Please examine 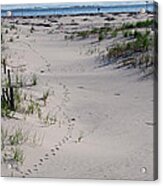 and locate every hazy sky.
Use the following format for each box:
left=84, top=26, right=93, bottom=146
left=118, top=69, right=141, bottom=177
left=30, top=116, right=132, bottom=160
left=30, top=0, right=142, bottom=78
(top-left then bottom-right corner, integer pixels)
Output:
left=1, top=0, right=152, bottom=5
